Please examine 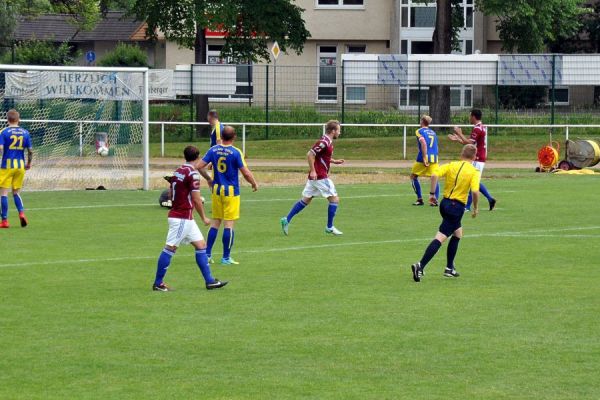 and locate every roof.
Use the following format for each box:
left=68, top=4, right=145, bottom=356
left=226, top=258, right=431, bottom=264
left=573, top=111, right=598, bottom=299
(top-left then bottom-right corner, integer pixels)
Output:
left=15, top=12, right=149, bottom=43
